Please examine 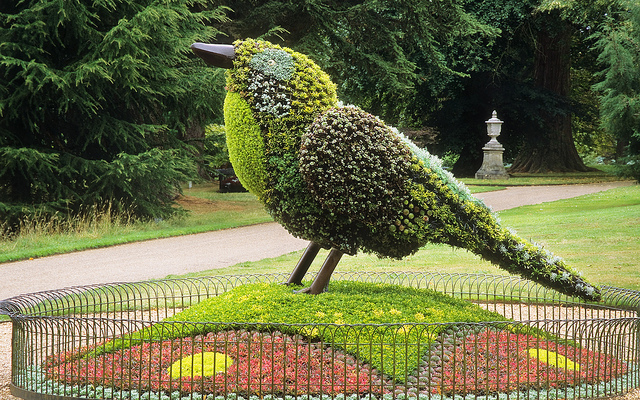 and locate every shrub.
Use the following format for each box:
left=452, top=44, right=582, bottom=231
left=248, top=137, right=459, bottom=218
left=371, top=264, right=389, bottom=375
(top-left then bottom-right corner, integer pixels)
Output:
left=200, top=125, right=231, bottom=175
left=613, top=155, right=640, bottom=183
